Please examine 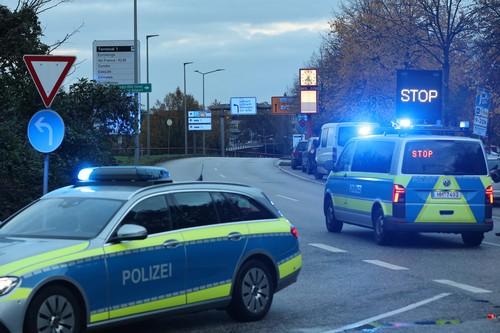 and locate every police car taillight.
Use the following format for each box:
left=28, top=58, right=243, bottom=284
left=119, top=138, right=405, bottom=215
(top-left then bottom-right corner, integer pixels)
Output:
left=291, top=226, right=299, bottom=239
left=486, top=185, right=494, bottom=205
left=392, top=184, right=406, bottom=203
